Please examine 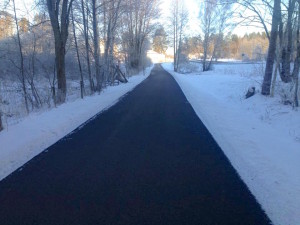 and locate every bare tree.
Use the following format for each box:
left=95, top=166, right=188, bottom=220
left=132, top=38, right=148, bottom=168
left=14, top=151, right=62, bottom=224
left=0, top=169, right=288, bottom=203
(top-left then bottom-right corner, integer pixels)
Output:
left=201, top=0, right=215, bottom=71
left=81, top=0, right=94, bottom=93
left=12, top=0, right=29, bottom=113
left=71, top=6, right=85, bottom=99
left=200, top=0, right=234, bottom=71
left=292, top=1, right=300, bottom=107
left=170, top=0, right=188, bottom=72
left=103, top=0, right=122, bottom=83
left=122, top=0, right=159, bottom=72
left=91, top=0, right=102, bottom=92
left=238, top=0, right=299, bottom=85
left=170, top=0, right=178, bottom=71
left=236, top=0, right=272, bottom=40
left=26, top=32, right=43, bottom=109
left=46, top=0, right=74, bottom=103
left=0, top=2, right=13, bottom=131
left=262, top=0, right=281, bottom=95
